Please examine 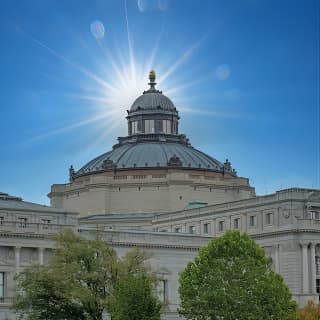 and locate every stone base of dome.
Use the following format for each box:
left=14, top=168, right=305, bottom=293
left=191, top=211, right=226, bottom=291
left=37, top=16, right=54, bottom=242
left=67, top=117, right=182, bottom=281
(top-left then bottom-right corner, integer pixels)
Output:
left=49, top=168, right=255, bottom=217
